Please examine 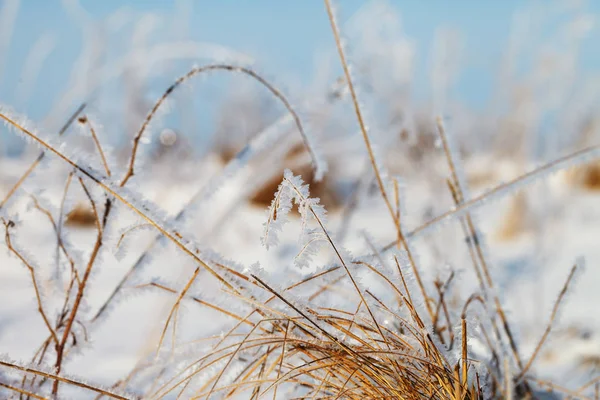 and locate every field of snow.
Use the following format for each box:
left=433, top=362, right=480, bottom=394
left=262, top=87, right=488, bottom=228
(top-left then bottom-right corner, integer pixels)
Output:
left=1, top=139, right=600, bottom=398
